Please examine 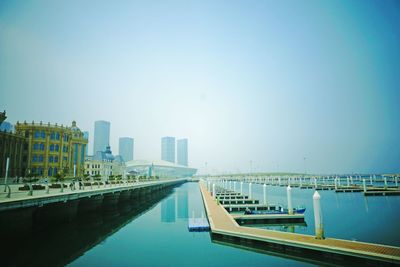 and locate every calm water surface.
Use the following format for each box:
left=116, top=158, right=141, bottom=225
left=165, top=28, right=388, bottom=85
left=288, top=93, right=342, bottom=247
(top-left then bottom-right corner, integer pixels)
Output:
left=241, top=182, right=400, bottom=246
left=68, top=182, right=312, bottom=267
